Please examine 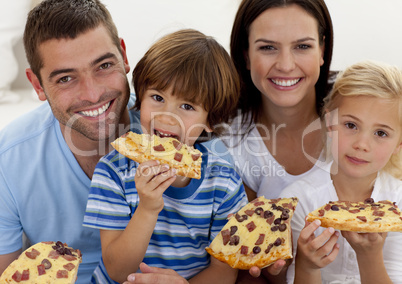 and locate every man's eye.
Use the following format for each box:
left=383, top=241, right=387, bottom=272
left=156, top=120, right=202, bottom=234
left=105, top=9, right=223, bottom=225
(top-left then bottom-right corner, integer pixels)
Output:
left=99, top=62, right=111, bottom=70
left=57, top=76, right=71, bottom=84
